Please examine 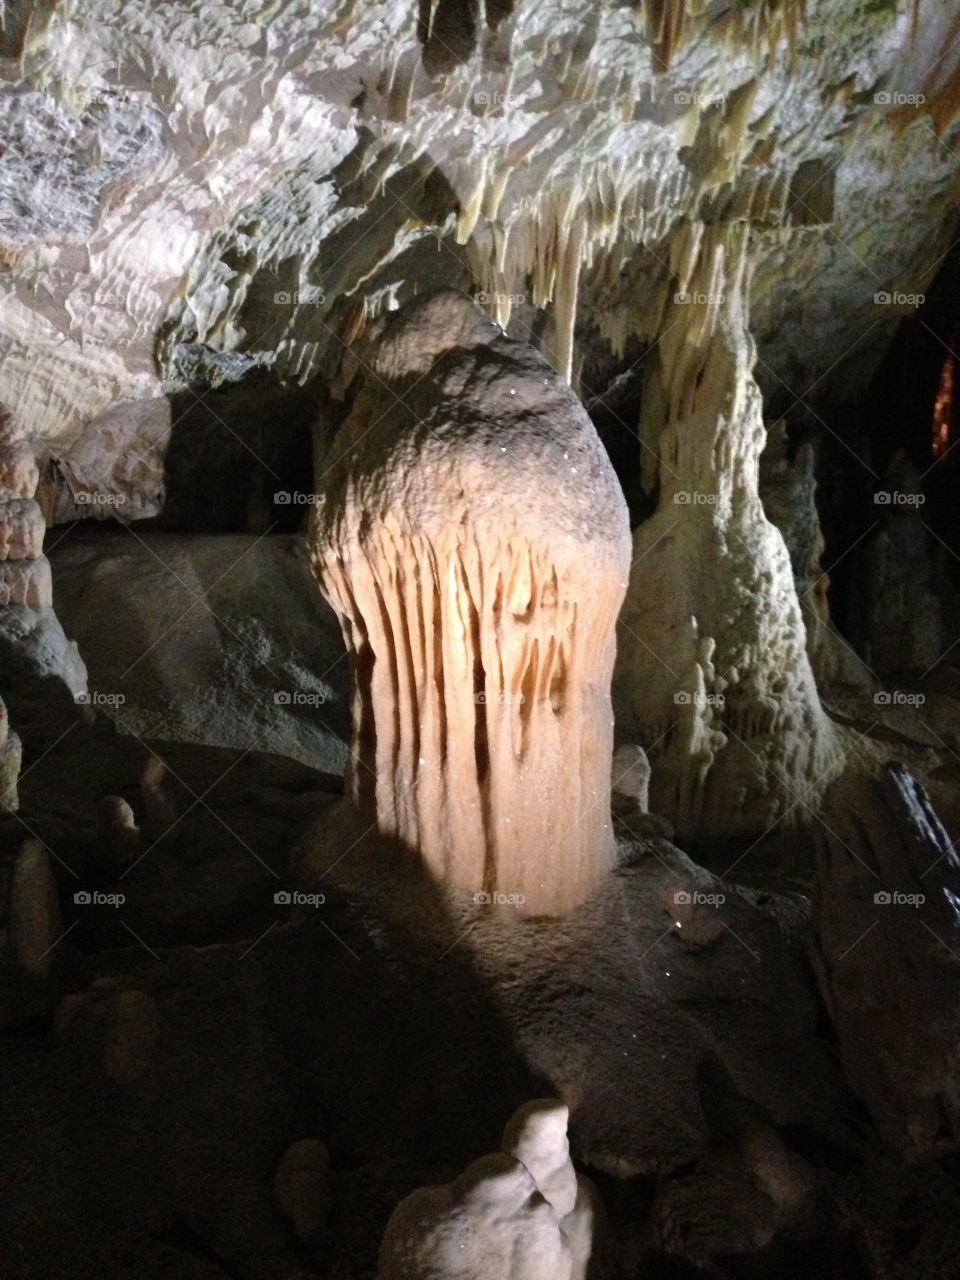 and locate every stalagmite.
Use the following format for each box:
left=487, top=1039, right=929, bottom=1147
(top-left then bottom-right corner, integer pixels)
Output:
left=378, top=1098, right=597, bottom=1280
left=0, top=411, right=52, bottom=609
left=0, top=696, right=22, bottom=813
left=311, top=290, right=631, bottom=916
left=615, top=224, right=839, bottom=838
